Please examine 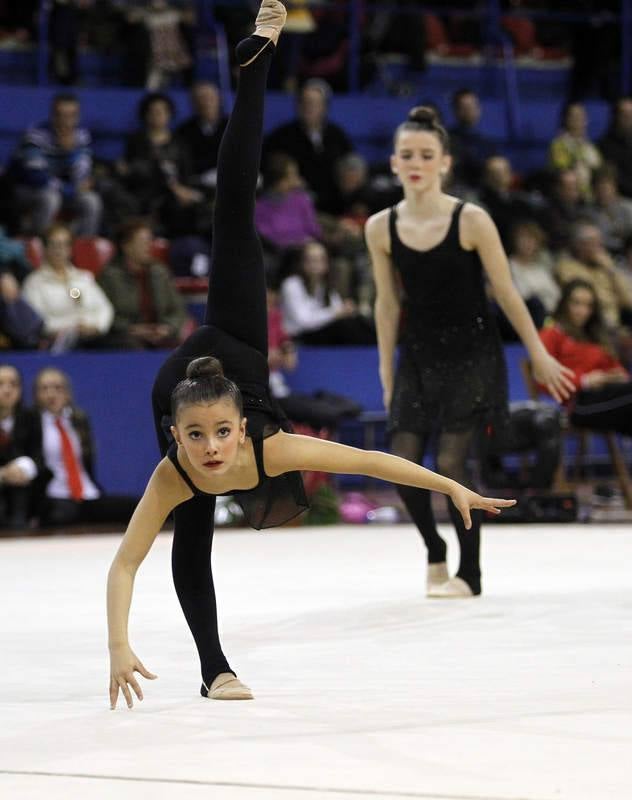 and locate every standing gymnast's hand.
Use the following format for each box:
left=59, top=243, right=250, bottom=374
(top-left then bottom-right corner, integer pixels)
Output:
left=530, top=350, right=576, bottom=403
left=109, top=643, right=157, bottom=709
